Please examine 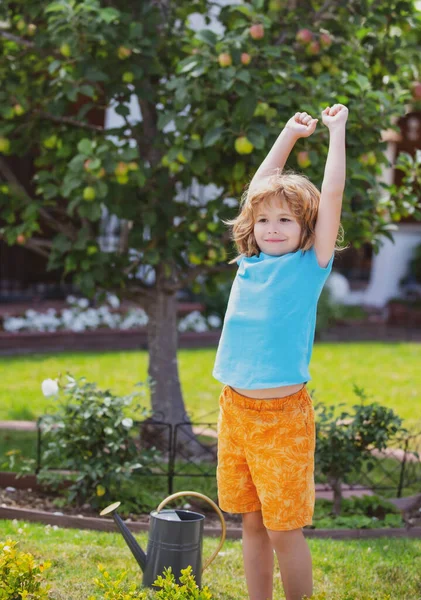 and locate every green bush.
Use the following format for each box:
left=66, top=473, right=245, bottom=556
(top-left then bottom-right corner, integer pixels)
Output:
left=37, top=374, right=155, bottom=507
left=0, top=539, right=51, bottom=600
left=90, top=565, right=213, bottom=600
left=311, top=495, right=403, bottom=529
left=314, top=385, right=406, bottom=515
